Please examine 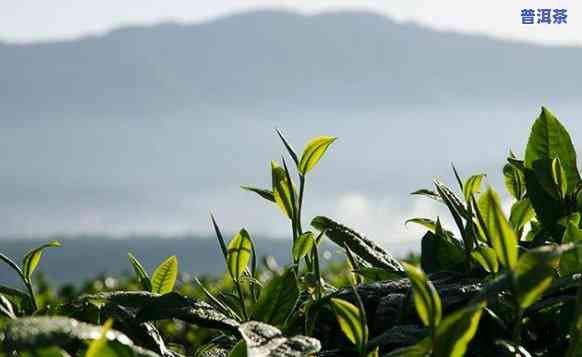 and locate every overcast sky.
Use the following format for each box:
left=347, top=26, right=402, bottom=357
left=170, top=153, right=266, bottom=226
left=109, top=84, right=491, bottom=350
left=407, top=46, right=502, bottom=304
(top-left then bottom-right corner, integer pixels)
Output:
left=0, top=0, right=580, bottom=45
